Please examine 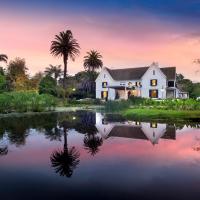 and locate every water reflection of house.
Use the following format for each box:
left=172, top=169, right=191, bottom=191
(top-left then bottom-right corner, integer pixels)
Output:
left=96, top=113, right=176, bottom=145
